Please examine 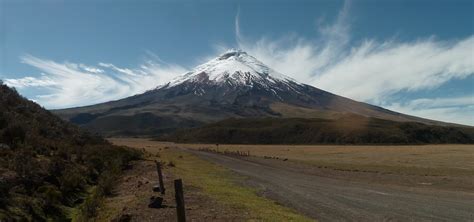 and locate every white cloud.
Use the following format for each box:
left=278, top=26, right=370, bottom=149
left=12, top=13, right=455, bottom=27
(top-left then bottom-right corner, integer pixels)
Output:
left=237, top=20, right=474, bottom=103
left=4, top=76, right=57, bottom=88
left=79, top=64, right=104, bottom=73
left=235, top=0, right=352, bottom=82
left=4, top=0, right=473, bottom=126
left=314, top=38, right=474, bottom=103
left=98, top=63, right=137, bottom=76
left=4, top=55, right=186, bottom=109
left=234, top=0, right=474, bottom=125
left=386, top=96, right=474, bottom=125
